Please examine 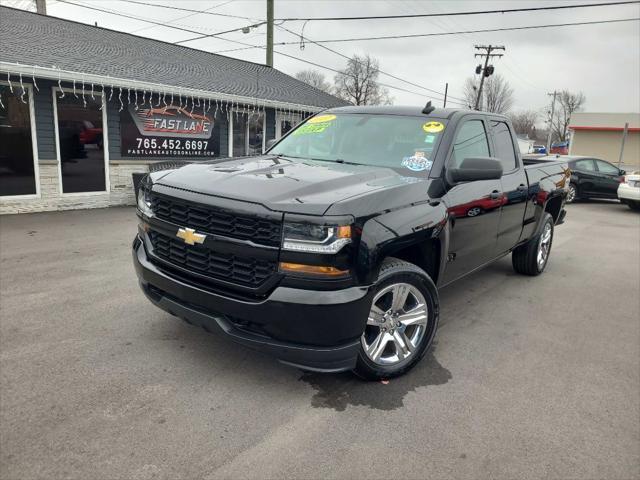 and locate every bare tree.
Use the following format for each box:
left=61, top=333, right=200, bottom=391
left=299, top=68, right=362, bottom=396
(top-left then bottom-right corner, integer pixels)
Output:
left=295, top=70, right=333, bottom=94
left=463, top=74, right=514, bottom=113
left=462, top=77, right=479, bottom=109
left=510, top=110, right=539, bottom=136
left=334, top=54, right=392, bottom=105
left=550, top=90, right=586, bottom=142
